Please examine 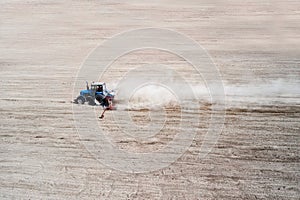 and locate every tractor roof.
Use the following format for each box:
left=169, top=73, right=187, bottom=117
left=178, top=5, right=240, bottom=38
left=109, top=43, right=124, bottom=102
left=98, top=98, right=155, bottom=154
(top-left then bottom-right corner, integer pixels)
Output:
left=91, top=82, right=105, bottom=86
